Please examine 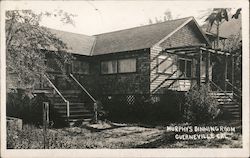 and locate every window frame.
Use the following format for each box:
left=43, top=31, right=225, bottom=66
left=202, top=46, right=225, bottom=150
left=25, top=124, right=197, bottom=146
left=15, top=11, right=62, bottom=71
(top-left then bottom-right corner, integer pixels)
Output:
left=178, top=57, right=192, bottom=78
left=71, top=60, right=90, bottom=75
left=100, top=57, right=137, bottom=75
left=100, top=60, right=118, bottom=74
